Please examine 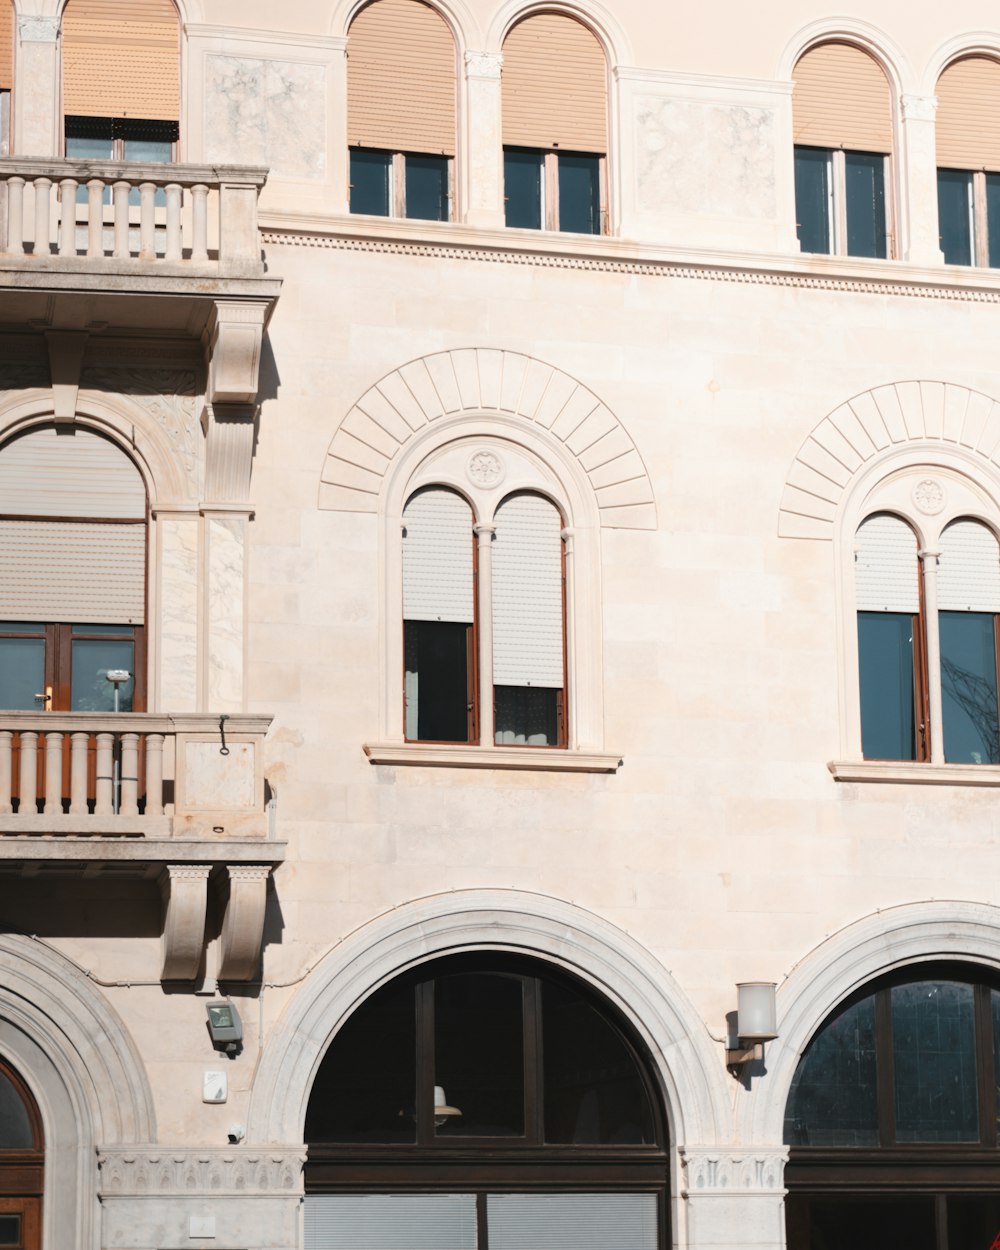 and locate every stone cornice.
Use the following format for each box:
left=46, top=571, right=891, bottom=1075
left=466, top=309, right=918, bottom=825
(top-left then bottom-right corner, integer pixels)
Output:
left=97, top=1147, right=306, bottom=1197
left=260, top=223, right=1000, bottom=304
left=680, top=1147, right=788, bottom=1195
